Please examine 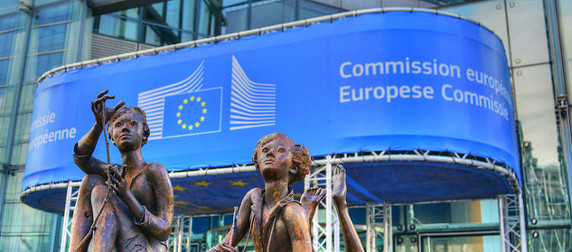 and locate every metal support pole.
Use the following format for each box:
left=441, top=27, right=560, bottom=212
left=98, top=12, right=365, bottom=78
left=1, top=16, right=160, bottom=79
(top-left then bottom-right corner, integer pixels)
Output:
left=498, top=194, right=526, bottom=252
left=304, top=155, right=339, bottom=251
left=384, top=204, right=392, bottom=252
left=518, top=193, right=528, bottom=252
left=366, top=203, right=388, bottom=252
left=60, top=181, right=79, bottom=252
